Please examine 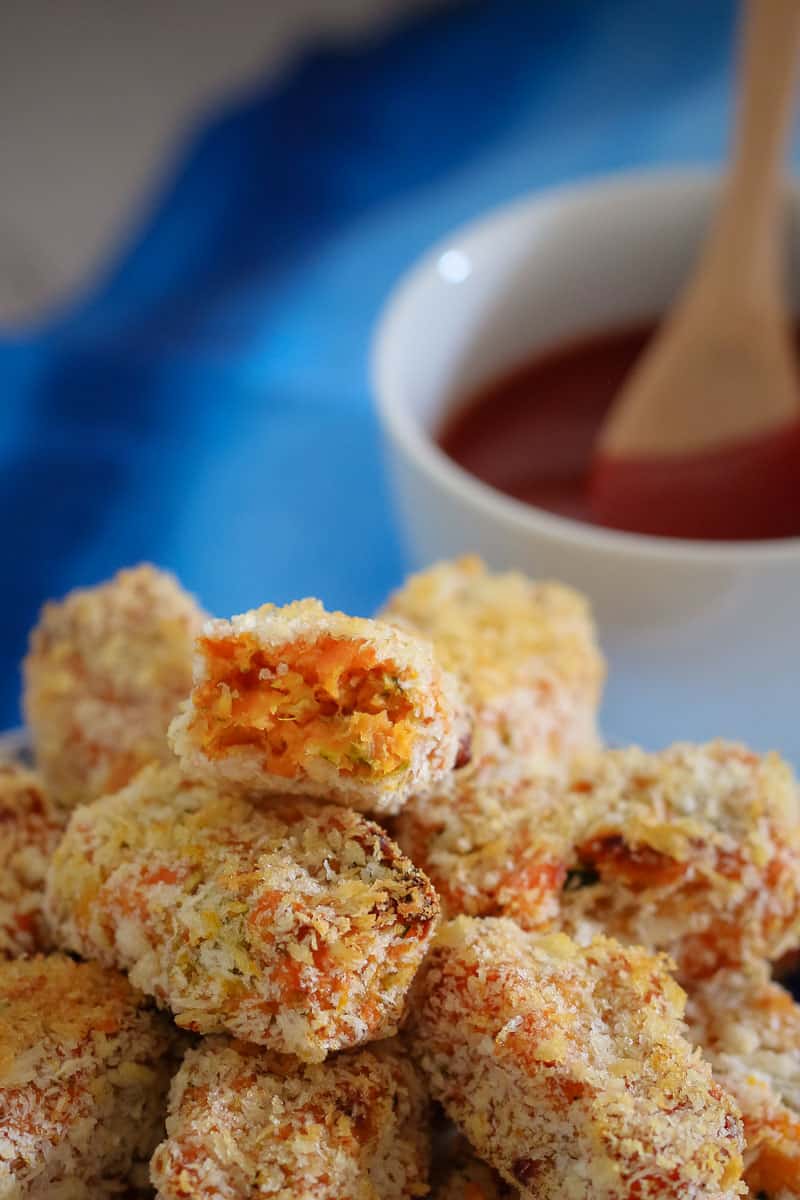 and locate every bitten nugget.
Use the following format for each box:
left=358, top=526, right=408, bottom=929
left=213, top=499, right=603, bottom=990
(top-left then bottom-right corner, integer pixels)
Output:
left=381, top=557, right=604, bottom=776
left=46, top=763, right=439, bottom=1060
left=24, top=564, right=204, bottom=808
left=0, top=954, right=176, bottom=1198
left=394, top=768, right=567, bottom=927
left=150, top=1036, right=430, bottom=1199
left=686, top=965, right=800, bottom=1198
left=559, top=741, right=800, bottom=980
left=168, top=599, right=464, bottom=815
left=0, top=762, right=64, bottom=958
left=411, top=917, right=744, bottom=1200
